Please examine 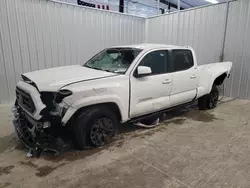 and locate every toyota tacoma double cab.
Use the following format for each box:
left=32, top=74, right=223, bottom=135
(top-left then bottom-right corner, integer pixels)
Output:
left=13, top=44, right=232, bottom=154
